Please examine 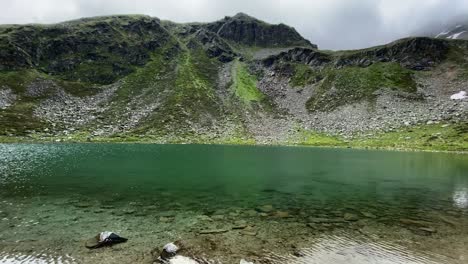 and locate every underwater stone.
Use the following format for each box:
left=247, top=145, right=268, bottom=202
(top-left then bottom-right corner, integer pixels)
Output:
left=274, top=211, right=290, bottom=218
left=85, top=231, right=128, bottom=249
left=419, top=227, right=437, bottom=233
left=199, top=228, right=230, bottom=234
left=400, top=218, right=432, bottom=227
left=344, top=213, right=359, bottom=221
left=361, top=212, right=377, bottom=219
left=257, top=205, right=274, bottom=213
left=232, top=220, right=248, bottom=229
left=160, top=242, right=180, bottom=260
left=308, top=217, right=346, bottom=223
left=244, top=210, right=258, bottom=217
